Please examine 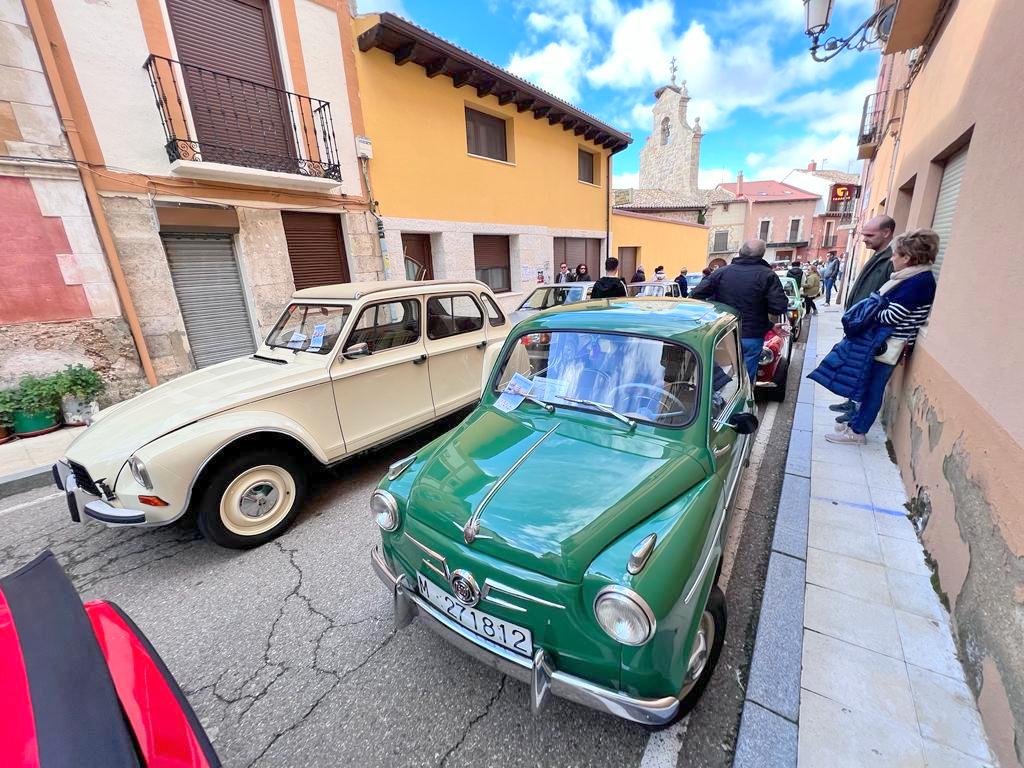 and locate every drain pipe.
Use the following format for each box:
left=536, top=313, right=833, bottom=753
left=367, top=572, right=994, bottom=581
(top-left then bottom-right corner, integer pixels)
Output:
left=23, top=0, right=157, bottom=387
